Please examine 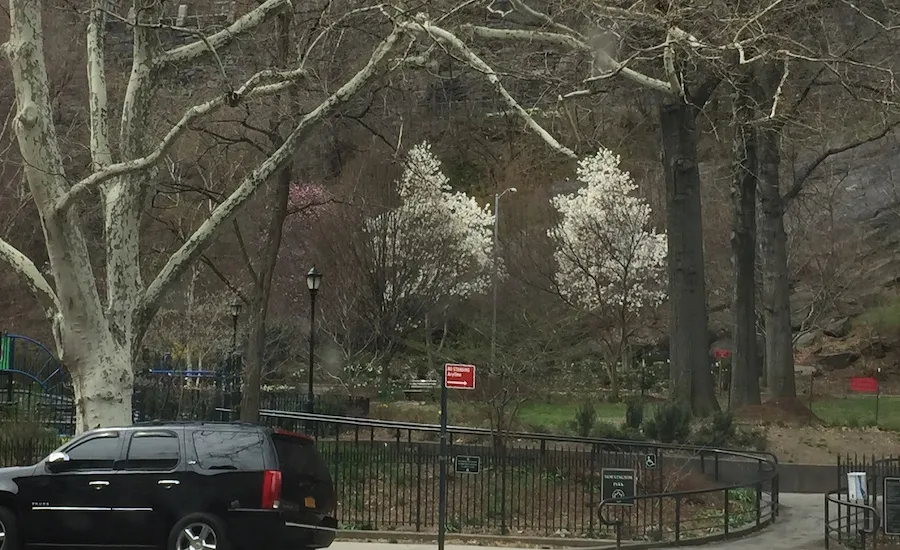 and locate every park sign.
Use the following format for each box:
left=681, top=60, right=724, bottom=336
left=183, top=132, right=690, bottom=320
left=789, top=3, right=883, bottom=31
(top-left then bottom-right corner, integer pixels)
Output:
left=444, top=363, right=476, bottom=390
left=850, top=376, right=878, bottom=394
left=601, top=468, right=637, bottom=506
left=884, top=477, right=900, bottom=535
